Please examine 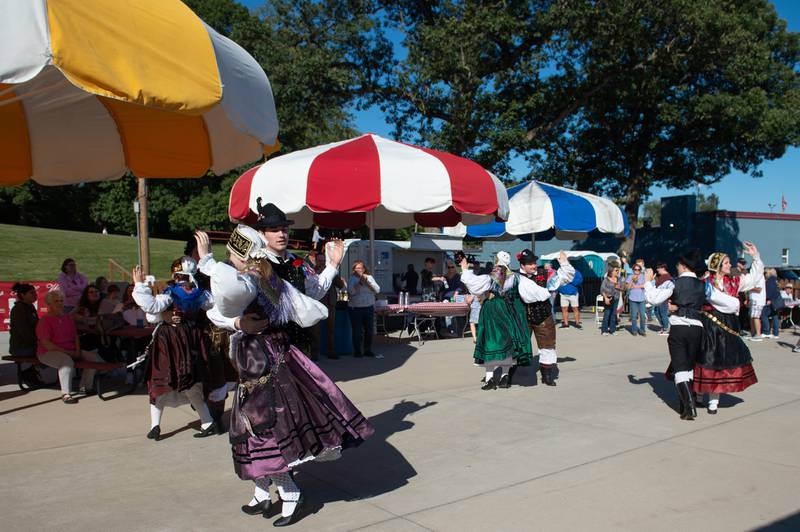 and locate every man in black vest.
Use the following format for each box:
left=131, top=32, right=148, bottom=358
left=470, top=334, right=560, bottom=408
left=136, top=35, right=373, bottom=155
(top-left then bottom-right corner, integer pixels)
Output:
left=644, top=250, right=706, bottom=420
left=518, top=249, right=561, bottom=386
left=251, top=200, right=344, bottom=355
